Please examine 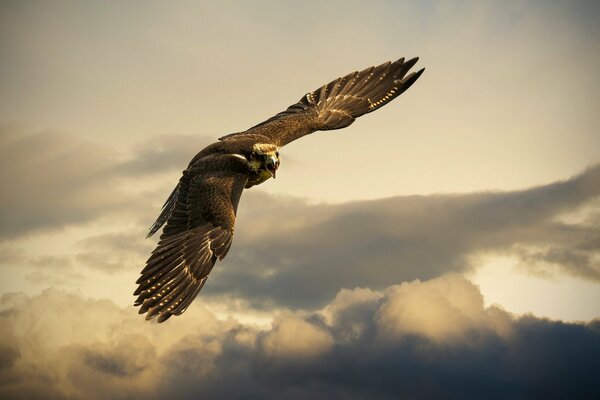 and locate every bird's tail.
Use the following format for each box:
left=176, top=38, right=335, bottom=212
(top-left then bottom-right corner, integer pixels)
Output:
left=306, top=57, right=424, bottom=131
